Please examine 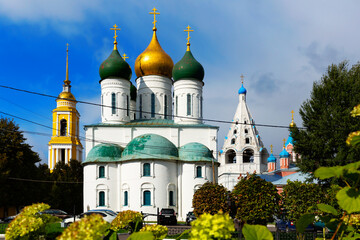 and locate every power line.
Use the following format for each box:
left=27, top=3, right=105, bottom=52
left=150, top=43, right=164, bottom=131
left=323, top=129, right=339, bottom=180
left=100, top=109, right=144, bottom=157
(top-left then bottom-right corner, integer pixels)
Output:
left=0, top=84, right=302, bottom=129
left=7, top=177, right=82, bottom=184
